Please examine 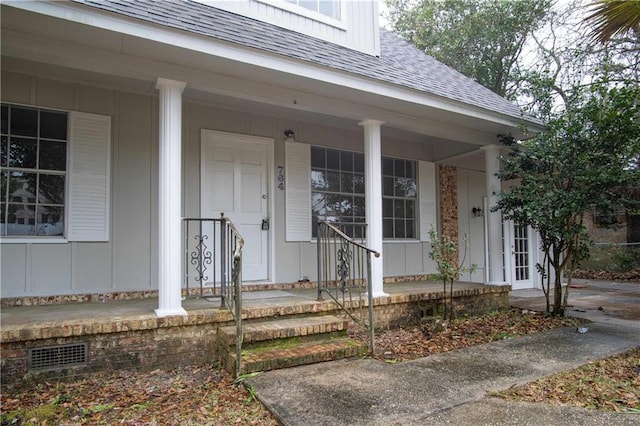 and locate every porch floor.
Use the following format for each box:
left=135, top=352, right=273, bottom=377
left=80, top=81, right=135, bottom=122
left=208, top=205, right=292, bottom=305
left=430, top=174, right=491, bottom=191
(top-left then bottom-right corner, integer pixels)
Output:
left=1, top=281, right=486, bottom=328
